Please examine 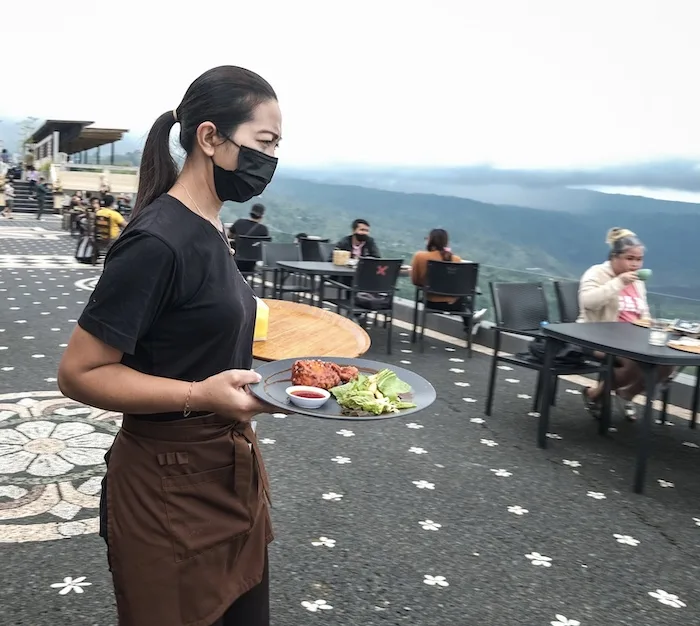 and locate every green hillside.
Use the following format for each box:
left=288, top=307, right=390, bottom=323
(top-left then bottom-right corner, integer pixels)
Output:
left=224, top=176, right=700, bottom=300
